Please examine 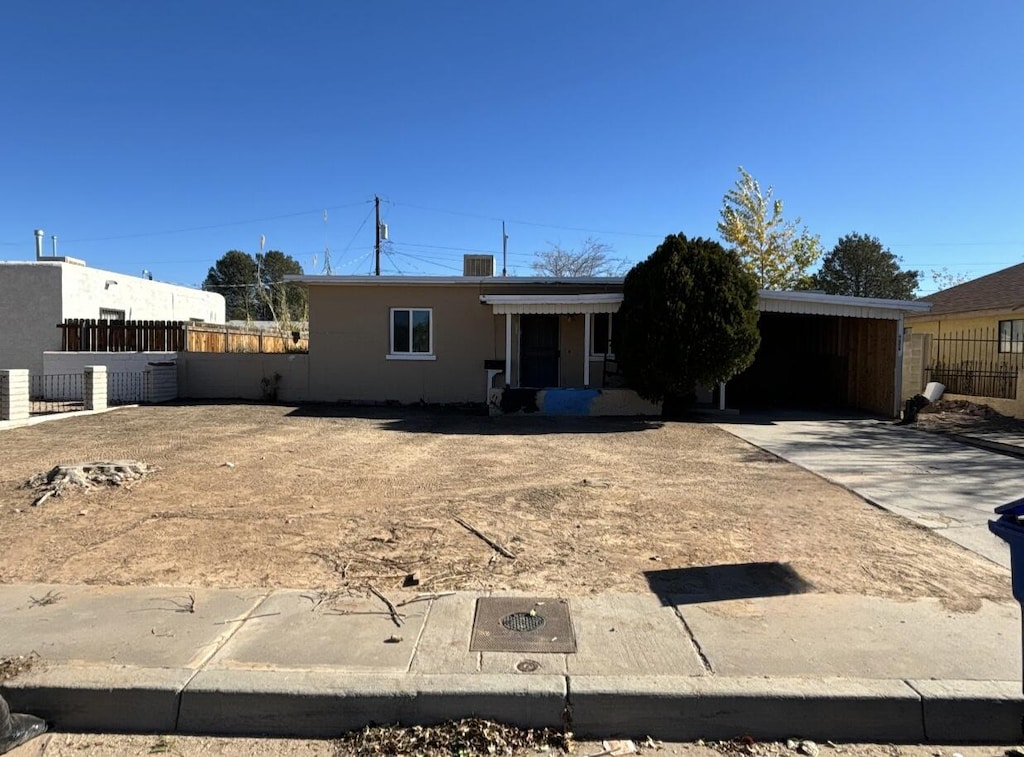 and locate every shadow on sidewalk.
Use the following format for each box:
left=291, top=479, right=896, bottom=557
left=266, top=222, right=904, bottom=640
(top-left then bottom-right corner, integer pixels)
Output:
left=645, top=561, right=815, bottom=606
